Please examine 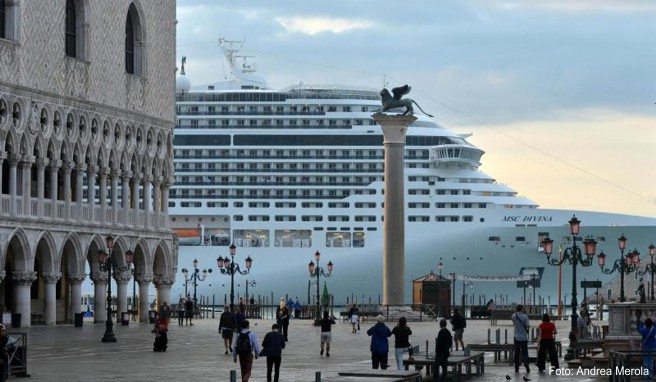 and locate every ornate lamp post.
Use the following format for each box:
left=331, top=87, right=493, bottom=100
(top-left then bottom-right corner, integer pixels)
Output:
left=541, top=215, right=597, bottom=360
left=98, top=235, right=133, bottom=343
left=637, top=244, right=656, bottom=301
left=437, top=260, right=443, bottom=317
left=217, top=244, right=252, bottom=312
left=596, top=234, right=638, bottom=302
left=181, top=259, right=211, bottom=316
left=308, top=251, right=333, bottom=322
